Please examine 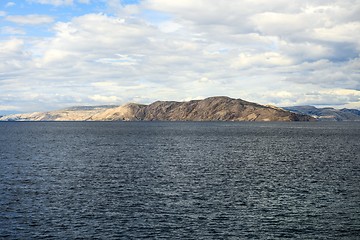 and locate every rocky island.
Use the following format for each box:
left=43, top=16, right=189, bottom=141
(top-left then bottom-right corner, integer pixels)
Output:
left=0, top=96, right=314, bottom=122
